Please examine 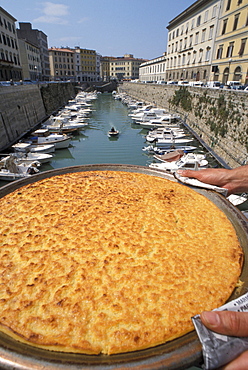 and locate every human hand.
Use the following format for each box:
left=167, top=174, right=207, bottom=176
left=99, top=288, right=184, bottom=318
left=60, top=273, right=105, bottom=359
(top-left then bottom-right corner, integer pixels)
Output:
left=200, top=311, right=248, bottom=369
left=177, top=165, right=248, bottom=195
